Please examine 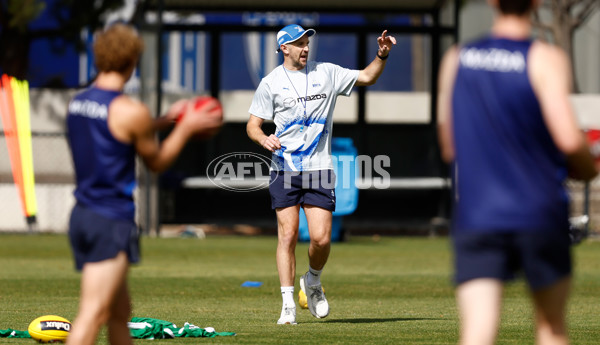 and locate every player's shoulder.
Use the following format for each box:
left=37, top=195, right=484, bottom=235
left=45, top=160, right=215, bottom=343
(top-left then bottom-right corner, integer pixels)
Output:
left=111, top=95, right=151, bottom=121
left=528, top=40, right=571, bottom=90
left=108, top=95, right=153, bottom=142
left=112, top=94, right=147, bottom=110
left=529, top=40, right=568, bottom=64
left=440, top=44, right=461, bottom=71
left=443, top=44, right=461, bottom=59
